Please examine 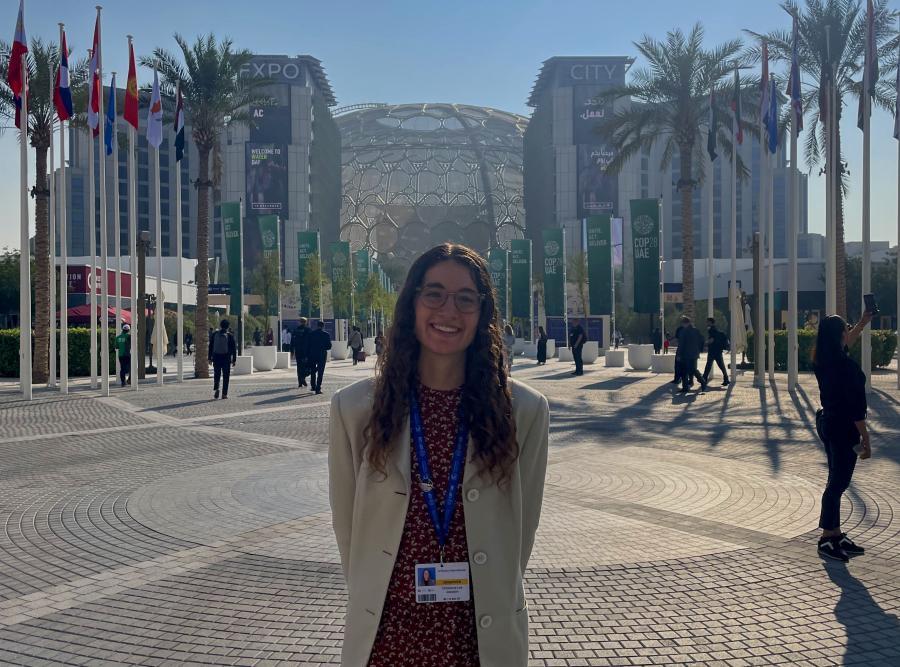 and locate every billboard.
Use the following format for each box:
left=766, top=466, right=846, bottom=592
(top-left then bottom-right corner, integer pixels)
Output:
left=510, top=239, right=532, bottom=319
left=246, top=144, right=288, bottom=214
left=586, top=215, right=612, bottom=315
left=573, top=86, right=611, bottom=145
left=629, top=198, right=660, bottom=314
left=577, top=145, right=617, bottom=218
left=221, top=201, right=243, bottom=314
left=487, top=248, right=508, bottom=321
left=542, top=228, right=566, bottom=317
